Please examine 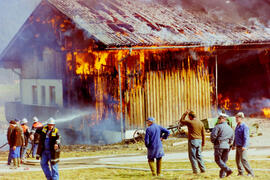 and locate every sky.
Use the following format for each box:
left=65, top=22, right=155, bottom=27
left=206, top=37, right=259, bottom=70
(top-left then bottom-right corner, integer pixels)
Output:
left=0, top=0, right=41, bottom=55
